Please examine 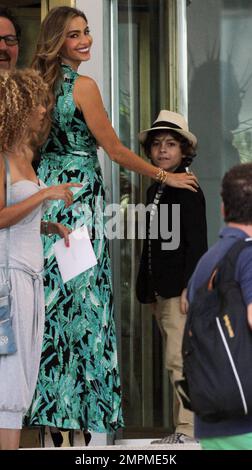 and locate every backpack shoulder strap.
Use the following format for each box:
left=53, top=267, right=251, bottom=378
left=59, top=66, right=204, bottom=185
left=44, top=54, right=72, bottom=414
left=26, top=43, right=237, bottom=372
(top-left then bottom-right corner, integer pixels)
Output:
left=216, top=238, right=252, bottom=287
